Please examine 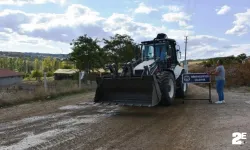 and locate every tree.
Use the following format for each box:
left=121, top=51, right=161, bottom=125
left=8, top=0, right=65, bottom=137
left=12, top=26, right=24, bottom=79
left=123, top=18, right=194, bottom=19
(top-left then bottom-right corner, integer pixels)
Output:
left=61, top=61, right=73, bottom=69
left=236, top=53, right=247, bottom=63
left=42, top=56, right=53, bottom=72
left=103, top=34, right=136, bottom=68
left=31, top=70, right=43, bottom=80
left=16, top=57, right=24, bottom=72
left=34, top=58, right=40, bottom=71
left=69, top=34, right=102, bottom=83
left=69, top=34, right=101, bottom=72
left=54, top=59, right=61, bottom=70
